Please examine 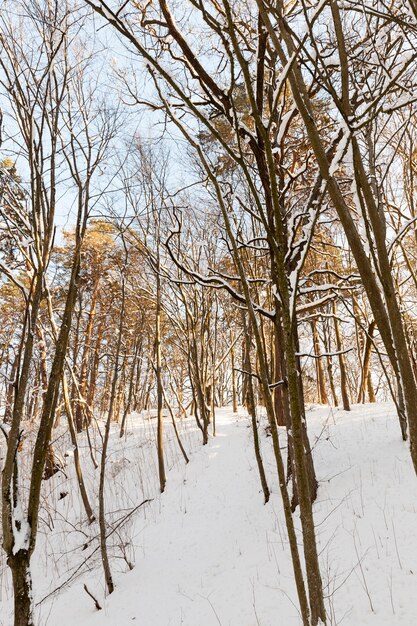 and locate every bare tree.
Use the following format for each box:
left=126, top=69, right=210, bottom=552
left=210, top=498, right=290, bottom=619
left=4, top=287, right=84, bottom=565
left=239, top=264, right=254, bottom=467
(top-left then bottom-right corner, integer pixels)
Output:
left=0, top=3, right=117, bottom=622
